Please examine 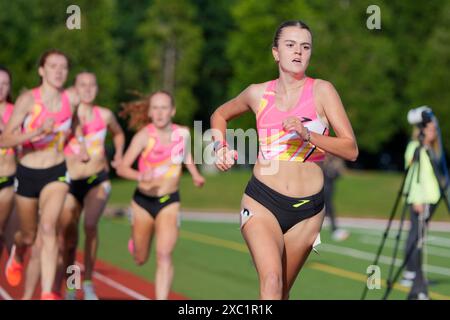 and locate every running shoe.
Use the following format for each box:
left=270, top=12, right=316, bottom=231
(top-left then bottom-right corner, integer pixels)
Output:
left=128, top=238, right=135, bottom=255
left=65, top=288, right=77, bottom=300
left=332, top=229, right=350, bottom=242
left=5, top=245, right=23, bottom=287
left=83, top=281, right=99, bottom=300
left=41, top=292, right=62, bottom=300
left=399, top=270, right=416, bottom=287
